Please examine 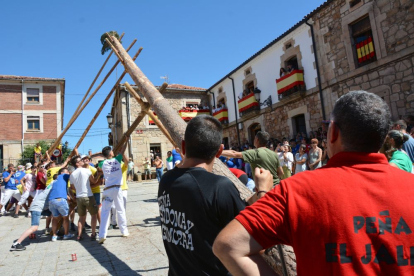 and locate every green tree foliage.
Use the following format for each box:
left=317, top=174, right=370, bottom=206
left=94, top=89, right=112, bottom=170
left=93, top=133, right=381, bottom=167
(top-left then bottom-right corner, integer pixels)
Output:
left=100, top=31, right=121, bottom=55
left=19, top=141, right=72, bottom=165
